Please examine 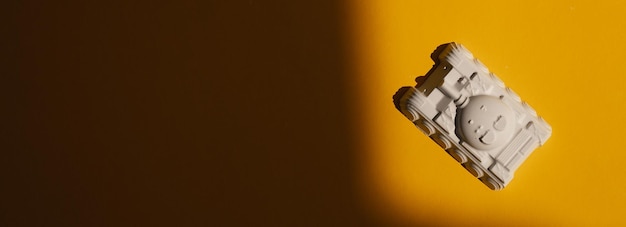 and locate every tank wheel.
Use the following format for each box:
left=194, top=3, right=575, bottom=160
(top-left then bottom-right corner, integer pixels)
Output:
left=464, top=162, right=484, bottom=178
left=481, top=177, right=504, bottom=190
left=431, top=134, right=451, bottom=150
left=416, top=119, right=435, bottom=136
left=447, top=149, right=468, bottom=163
